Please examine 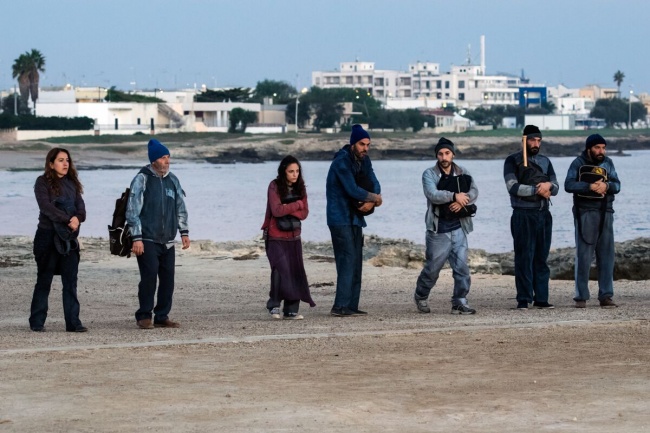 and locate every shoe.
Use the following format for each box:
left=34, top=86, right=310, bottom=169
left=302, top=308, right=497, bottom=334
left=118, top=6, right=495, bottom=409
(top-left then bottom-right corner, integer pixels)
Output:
left=330, top=306, right=354, bottom=317
left=532, top=301, right=555, bottom=309
left=269, top=307, right=281, bottom=320
left=154, top=318, right=180, bottom=328
left=451, top=304, right=476, bottom=315
left=30, top=325, right=45, bottom=332
left=350, top=309, right=368, bottom=316
left=66, top=325, right=88, bottom=332
left=137, top=318, right=154, bottom=329
left=414, top=296, right=431, bottom=313
left=516, top=302, right=529, bottom=310
left=283, top=312, right=304, bottom=320
left=575, top=300, right=587, bottom=308
left=599, top=298, right=618, bottom=308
